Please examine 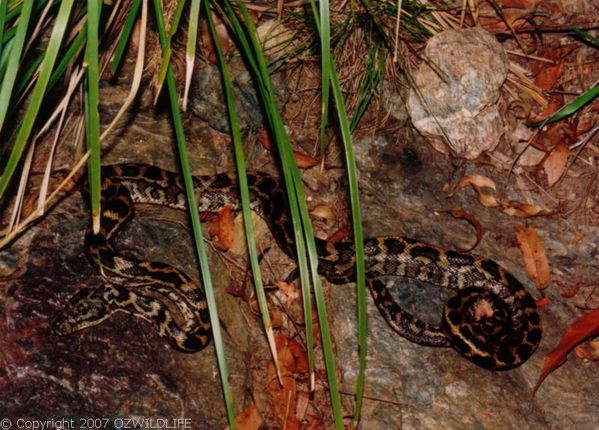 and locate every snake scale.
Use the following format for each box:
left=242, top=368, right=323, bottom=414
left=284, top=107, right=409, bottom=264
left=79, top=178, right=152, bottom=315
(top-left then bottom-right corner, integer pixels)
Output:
left=53, top=164, right=542, bottom=370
